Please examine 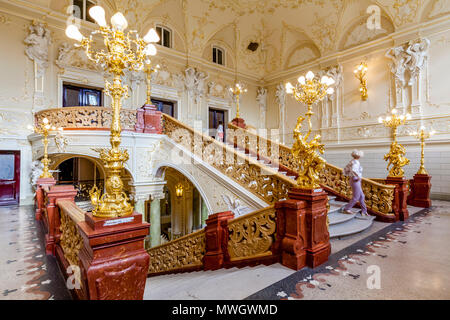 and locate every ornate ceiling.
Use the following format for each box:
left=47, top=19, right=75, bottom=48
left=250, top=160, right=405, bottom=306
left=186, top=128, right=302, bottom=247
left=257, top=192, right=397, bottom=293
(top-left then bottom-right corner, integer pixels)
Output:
left=15, top=0, right=450, bottom=79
